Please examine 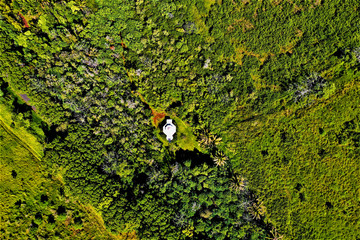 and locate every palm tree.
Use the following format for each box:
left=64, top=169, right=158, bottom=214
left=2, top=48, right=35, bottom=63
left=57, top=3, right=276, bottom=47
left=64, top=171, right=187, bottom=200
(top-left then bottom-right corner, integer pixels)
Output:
left=230, top=175, right=248, bottom=193
left=213, top=150, right=228, bottom=167
left=199, top=128, right=222, bottom=149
